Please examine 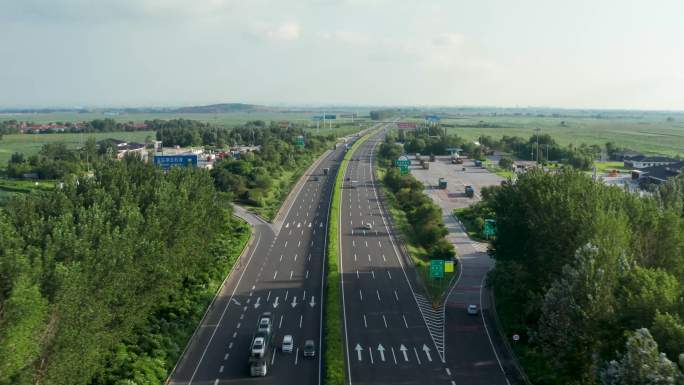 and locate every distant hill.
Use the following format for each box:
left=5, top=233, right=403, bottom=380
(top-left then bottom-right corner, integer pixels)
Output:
left=172, top=103, right=269, bottom=114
